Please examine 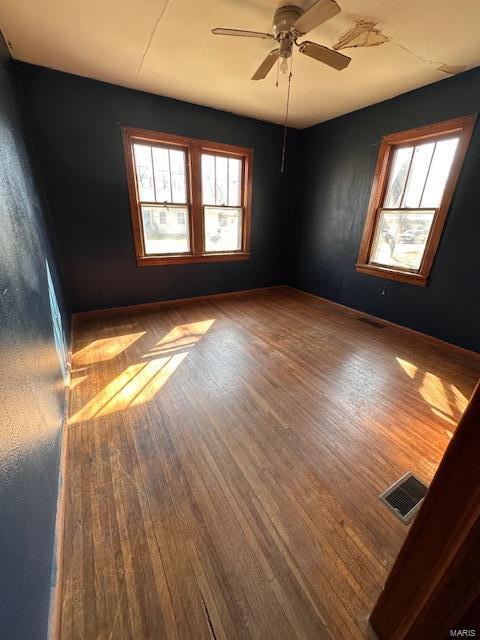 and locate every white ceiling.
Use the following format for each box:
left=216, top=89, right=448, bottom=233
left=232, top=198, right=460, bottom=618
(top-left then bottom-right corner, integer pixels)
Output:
left=1, top=0, right=480, bottom=129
